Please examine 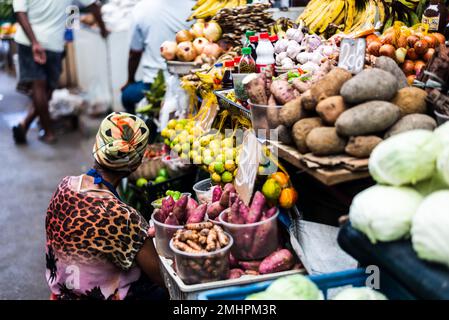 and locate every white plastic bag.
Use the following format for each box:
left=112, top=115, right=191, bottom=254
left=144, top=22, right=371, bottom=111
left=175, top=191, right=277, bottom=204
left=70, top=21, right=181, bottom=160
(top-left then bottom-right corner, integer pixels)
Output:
left=158, top=75, right=189, bottom=131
